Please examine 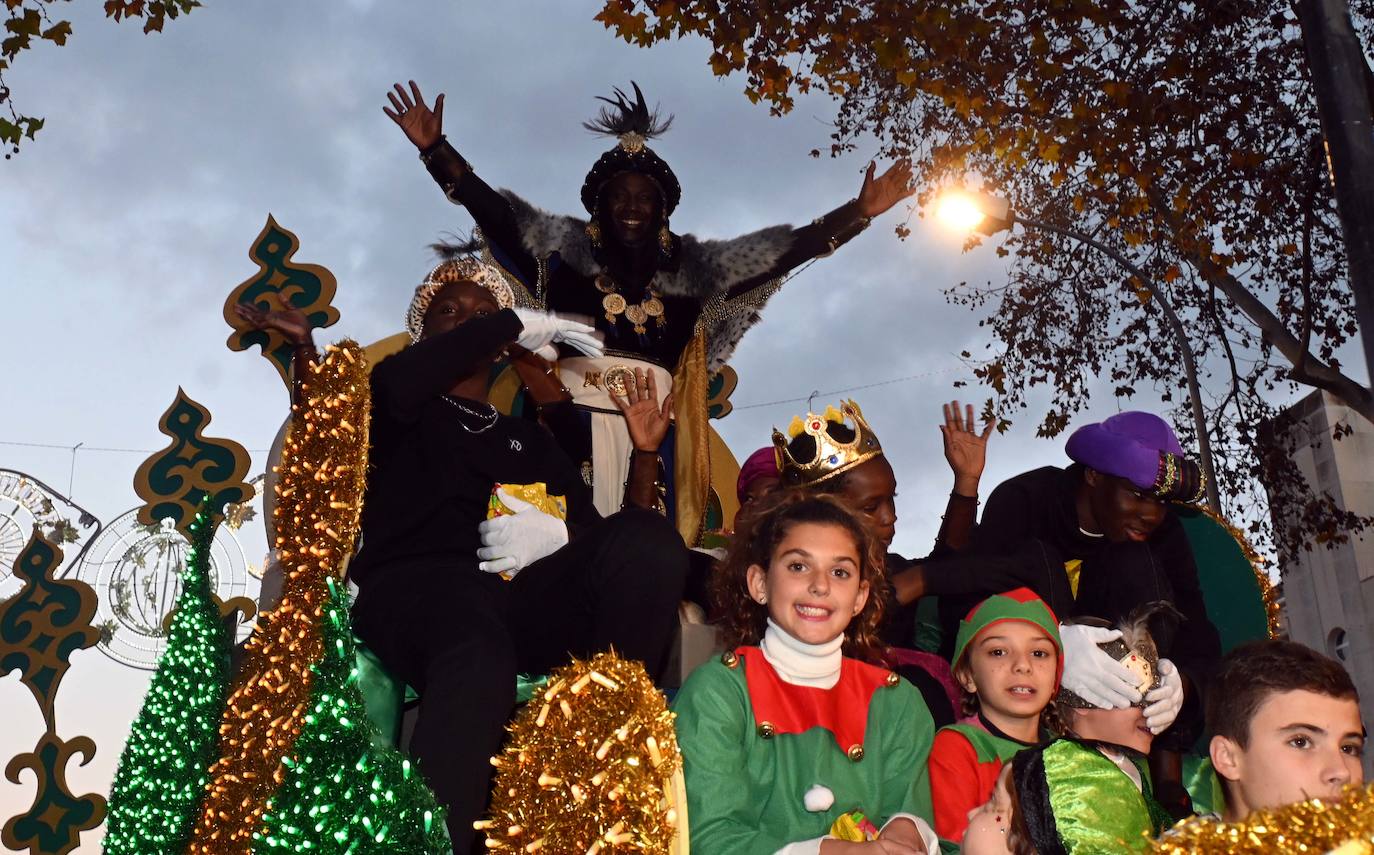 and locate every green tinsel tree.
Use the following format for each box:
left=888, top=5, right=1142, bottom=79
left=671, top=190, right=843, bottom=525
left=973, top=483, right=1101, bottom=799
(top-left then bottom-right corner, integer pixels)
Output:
left=103, top=507, right=231, bottom=854
left=255, top=577, right=449, bottom=854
